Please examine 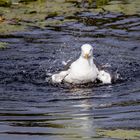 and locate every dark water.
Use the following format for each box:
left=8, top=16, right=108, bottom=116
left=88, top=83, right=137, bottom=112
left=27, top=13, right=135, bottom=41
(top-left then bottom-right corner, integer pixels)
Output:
left=0, top=5, right=140, bottom=140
